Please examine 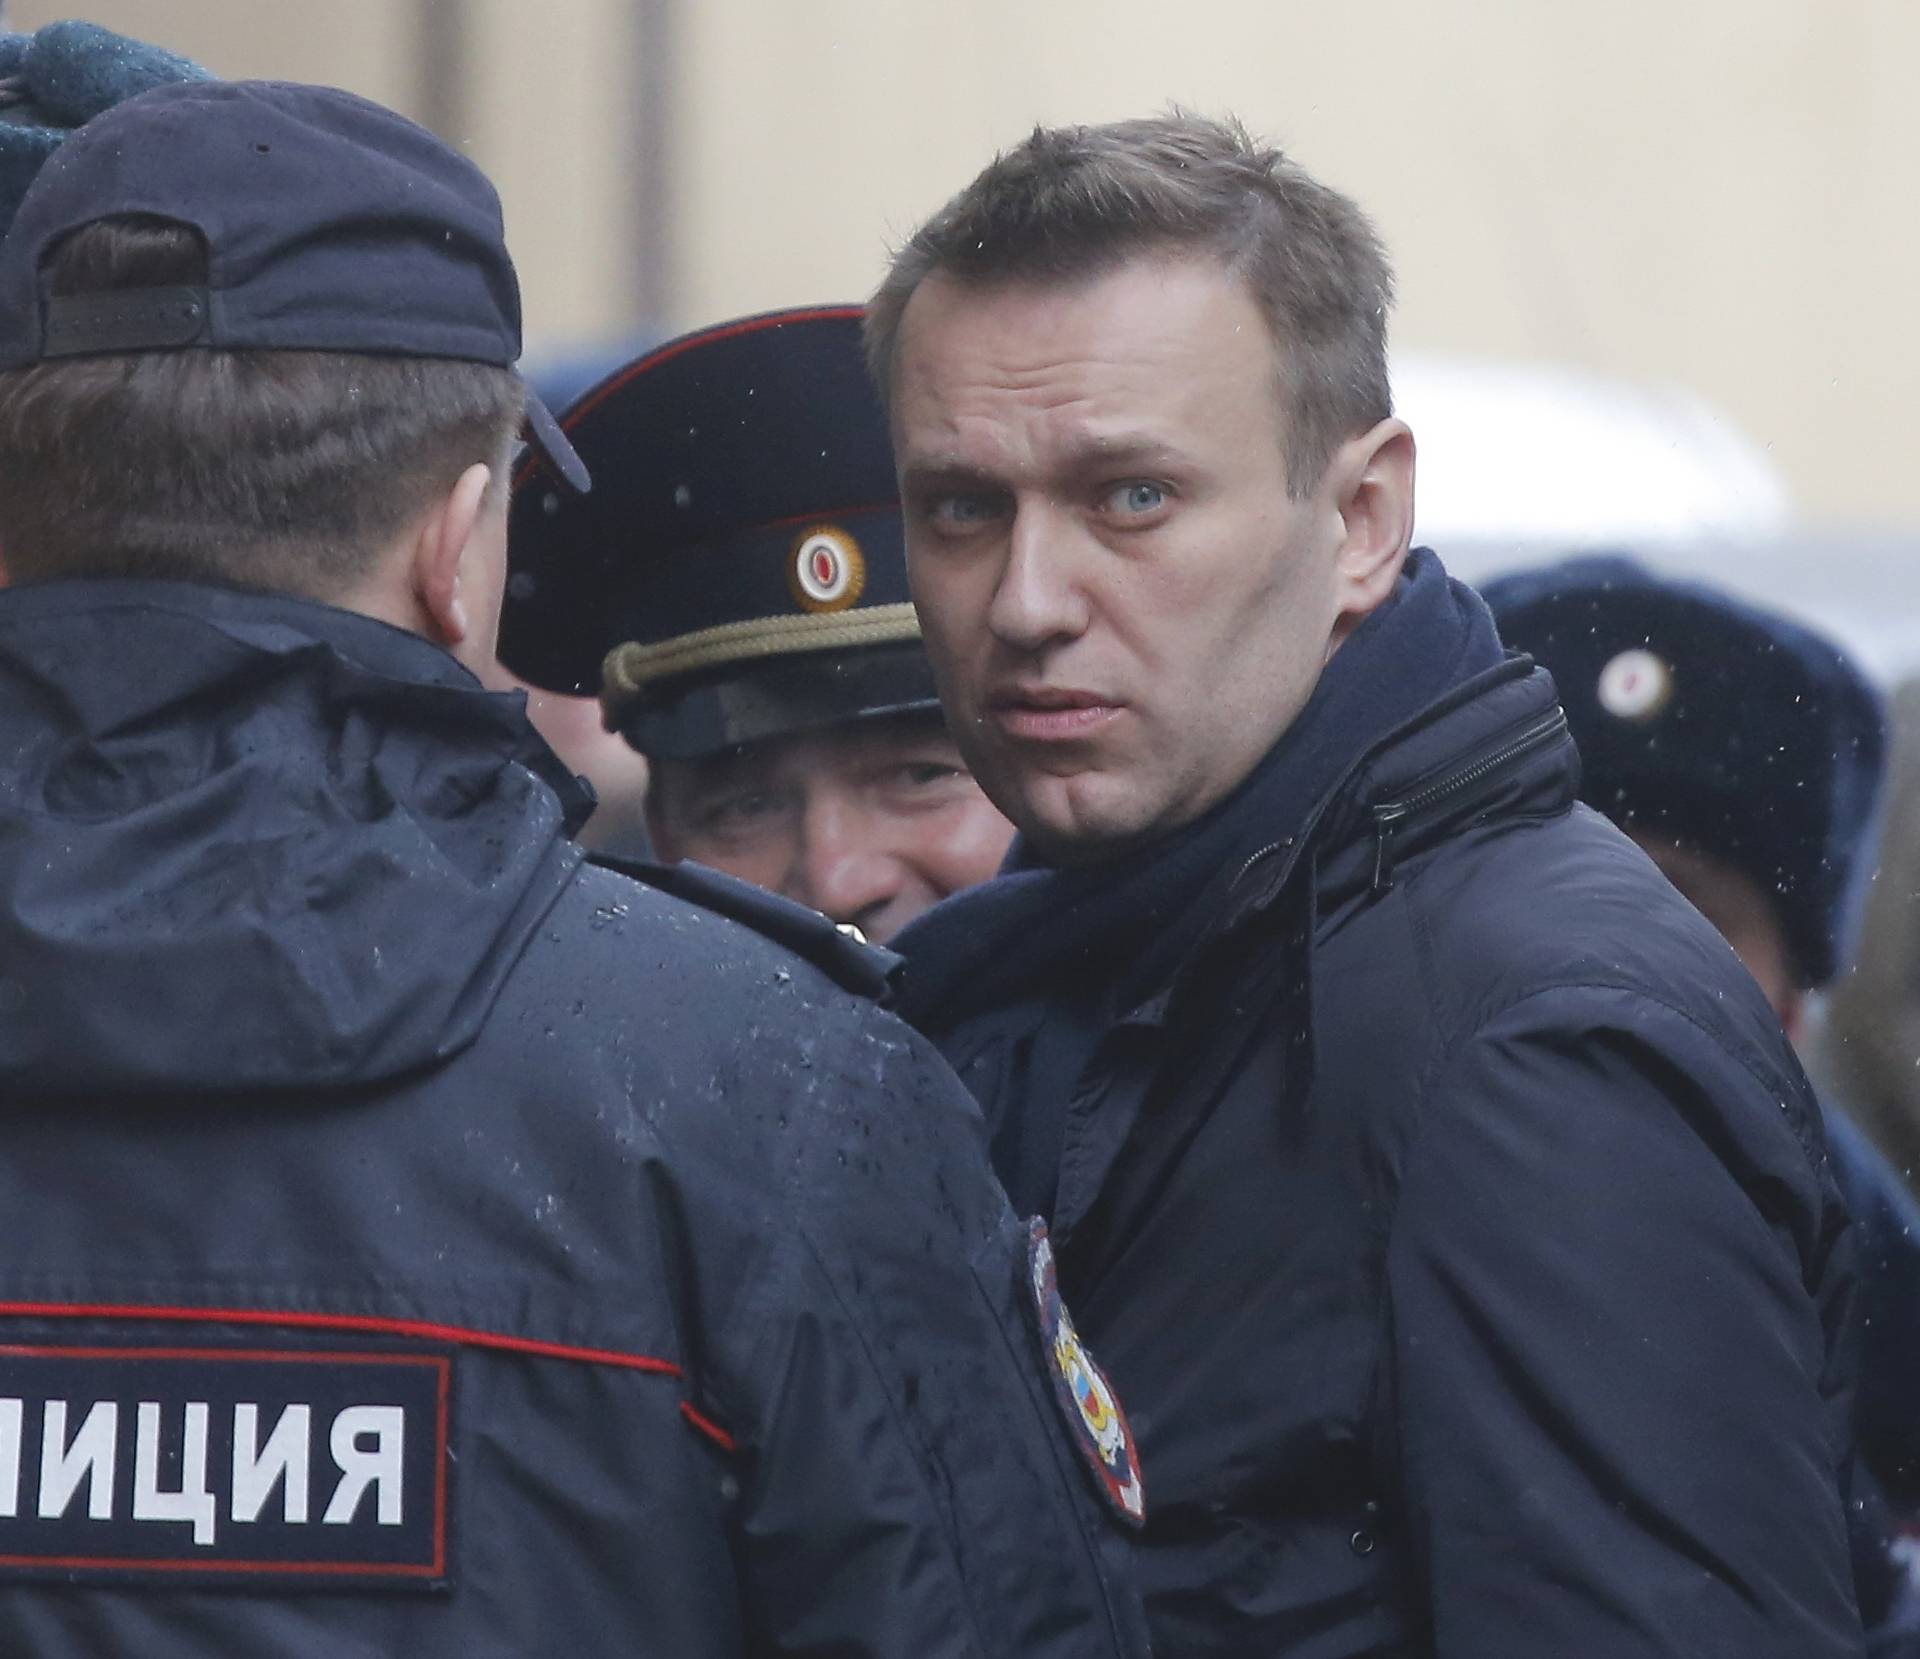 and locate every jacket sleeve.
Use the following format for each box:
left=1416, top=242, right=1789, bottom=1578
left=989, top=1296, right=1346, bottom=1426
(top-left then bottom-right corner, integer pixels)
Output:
left=677, top=1005, right=1150, bottom=1659
left=1387, top=982, right=1864, bottom=1659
